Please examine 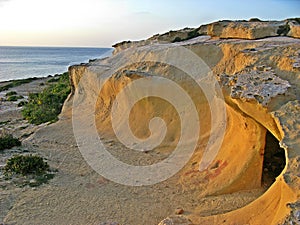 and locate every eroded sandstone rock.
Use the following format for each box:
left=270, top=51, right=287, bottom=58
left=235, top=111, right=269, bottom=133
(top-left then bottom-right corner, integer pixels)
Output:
left=68, top=19, right=300, bottom=225
left=220, top=71, right=291, bottom=106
